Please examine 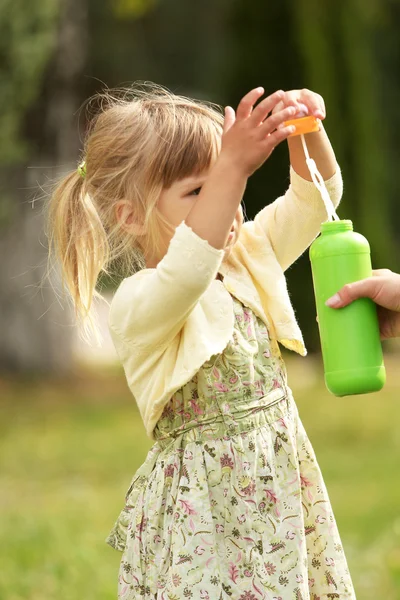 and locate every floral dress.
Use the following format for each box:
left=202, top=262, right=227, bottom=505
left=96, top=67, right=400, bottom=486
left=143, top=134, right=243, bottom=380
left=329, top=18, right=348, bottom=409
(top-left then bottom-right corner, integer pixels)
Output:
left=106, top=296, right=357, bottom=600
